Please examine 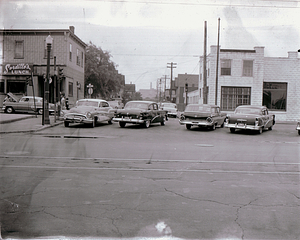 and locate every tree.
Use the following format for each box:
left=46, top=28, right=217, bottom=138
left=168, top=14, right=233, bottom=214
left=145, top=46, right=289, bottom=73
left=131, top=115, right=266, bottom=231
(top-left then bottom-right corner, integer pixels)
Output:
left=85, top=42, right=123, bottom=99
